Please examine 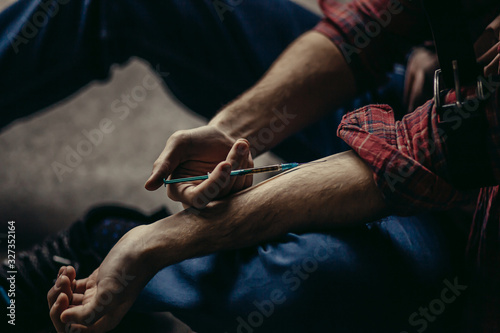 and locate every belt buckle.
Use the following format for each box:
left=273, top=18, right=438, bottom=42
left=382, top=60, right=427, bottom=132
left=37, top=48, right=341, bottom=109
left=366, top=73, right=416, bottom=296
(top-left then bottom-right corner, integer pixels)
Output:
left=433, top=60, right=486, bottom=111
